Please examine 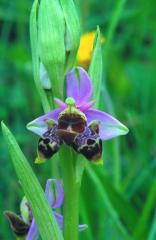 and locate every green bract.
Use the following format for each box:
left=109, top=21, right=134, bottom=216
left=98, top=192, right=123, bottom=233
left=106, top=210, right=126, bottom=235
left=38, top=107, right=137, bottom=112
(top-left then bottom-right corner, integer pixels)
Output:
left=88, top=26, right=103, bottom=107
left=60, top=0, right=80, bottom=73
